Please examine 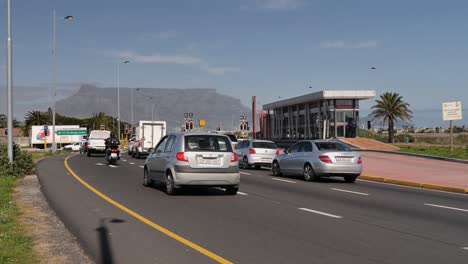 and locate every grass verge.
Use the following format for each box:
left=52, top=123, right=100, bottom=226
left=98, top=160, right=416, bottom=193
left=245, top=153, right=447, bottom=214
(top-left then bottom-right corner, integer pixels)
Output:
left=397, top=145, right=468, bottom=160
left=0, top=176, right=37, bottom=264
left=30, top=150, right=70, bottom=162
